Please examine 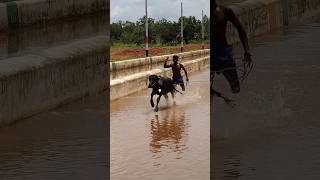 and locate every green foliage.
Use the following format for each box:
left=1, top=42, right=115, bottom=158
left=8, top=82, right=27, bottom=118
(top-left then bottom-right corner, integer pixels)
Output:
left=110, top=16, right=210, bottom=46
